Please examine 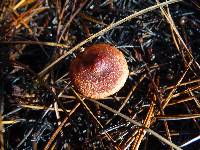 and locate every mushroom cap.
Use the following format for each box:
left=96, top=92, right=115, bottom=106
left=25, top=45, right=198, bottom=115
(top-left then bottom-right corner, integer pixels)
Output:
left=69, top=44, right=129, bottom=99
